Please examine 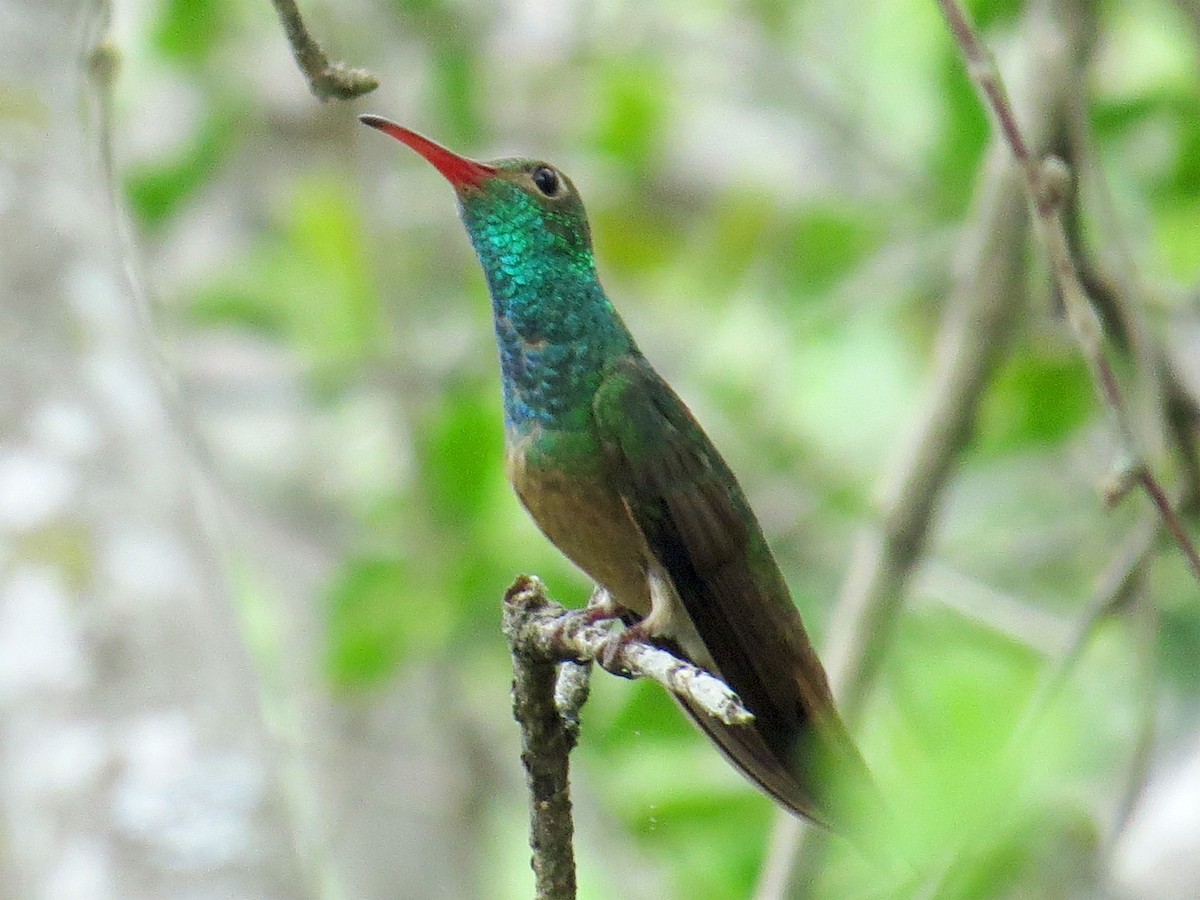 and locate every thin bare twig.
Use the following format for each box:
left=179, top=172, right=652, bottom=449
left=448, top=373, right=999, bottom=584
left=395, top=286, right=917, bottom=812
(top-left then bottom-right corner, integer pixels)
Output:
left=933, top=0, right=1200, bottom=584
left=1012, top=513, right=1158, bottom=743
left=1060, top=72, right=1200, bottom=514
left=270, top=0, right=378, bottom=100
